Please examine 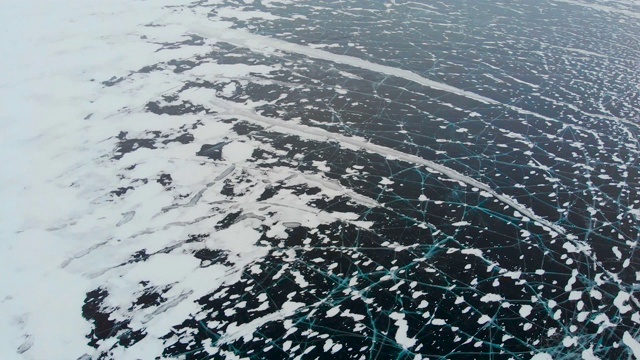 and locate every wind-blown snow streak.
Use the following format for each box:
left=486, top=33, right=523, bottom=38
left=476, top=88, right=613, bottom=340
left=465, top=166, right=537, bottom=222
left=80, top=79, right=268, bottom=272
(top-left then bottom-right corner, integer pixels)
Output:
left=206, top=96, right=570, bottom=240
left=189, top=21, right=639, bottom=133
left=188, top=23, right=497, bottom=105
